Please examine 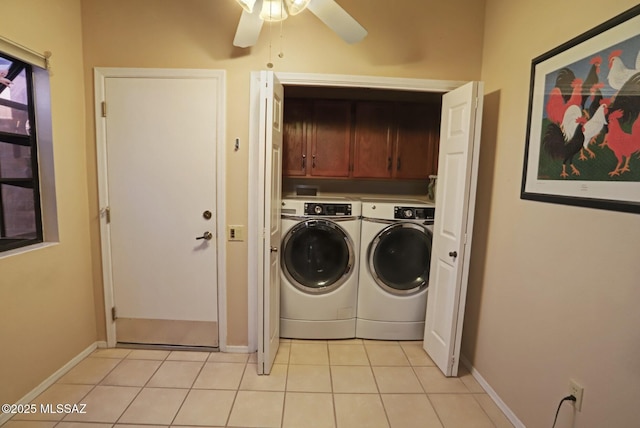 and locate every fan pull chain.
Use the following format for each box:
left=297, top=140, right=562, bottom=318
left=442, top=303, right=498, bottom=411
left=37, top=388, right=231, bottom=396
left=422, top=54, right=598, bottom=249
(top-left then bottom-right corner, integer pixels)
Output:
left=278, top=11, right=284, bottom=59
left=266, top=0, right=285, bottom=68
left=267, top=19, right=273, bottom=68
